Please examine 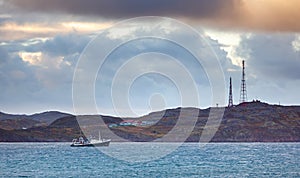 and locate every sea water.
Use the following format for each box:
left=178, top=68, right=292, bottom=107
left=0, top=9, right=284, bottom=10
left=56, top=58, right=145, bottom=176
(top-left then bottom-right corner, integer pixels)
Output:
left=0, top=142, right=299, bottom=177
